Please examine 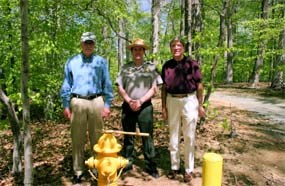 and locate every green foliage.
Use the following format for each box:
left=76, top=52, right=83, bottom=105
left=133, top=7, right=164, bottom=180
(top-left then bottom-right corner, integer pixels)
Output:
left=1, top=0, right=284, bottom=123
left=219, top=118, right=230, bottom=132
left=206, top=107, right=219, bottom=121
left=0, top=119, right=10, bottom=131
